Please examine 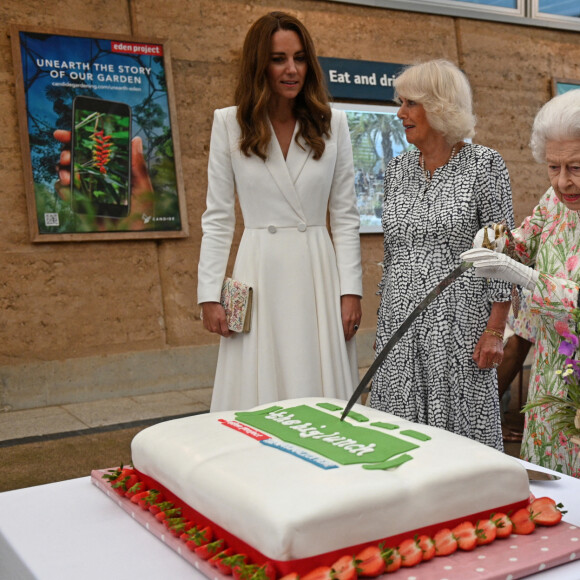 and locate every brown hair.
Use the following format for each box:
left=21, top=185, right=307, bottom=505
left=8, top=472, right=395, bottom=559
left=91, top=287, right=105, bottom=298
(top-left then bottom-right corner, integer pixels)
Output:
left=234, top=11, right=331, bottom=160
